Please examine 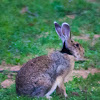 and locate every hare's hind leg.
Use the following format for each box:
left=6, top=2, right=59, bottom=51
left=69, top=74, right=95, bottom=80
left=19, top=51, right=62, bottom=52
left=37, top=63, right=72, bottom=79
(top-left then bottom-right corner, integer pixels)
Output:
left=31, top=86, right=48, bottom=97
left=56, top=83, right=67, bottom=97
left=45, top=76, right=64, bottom=99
